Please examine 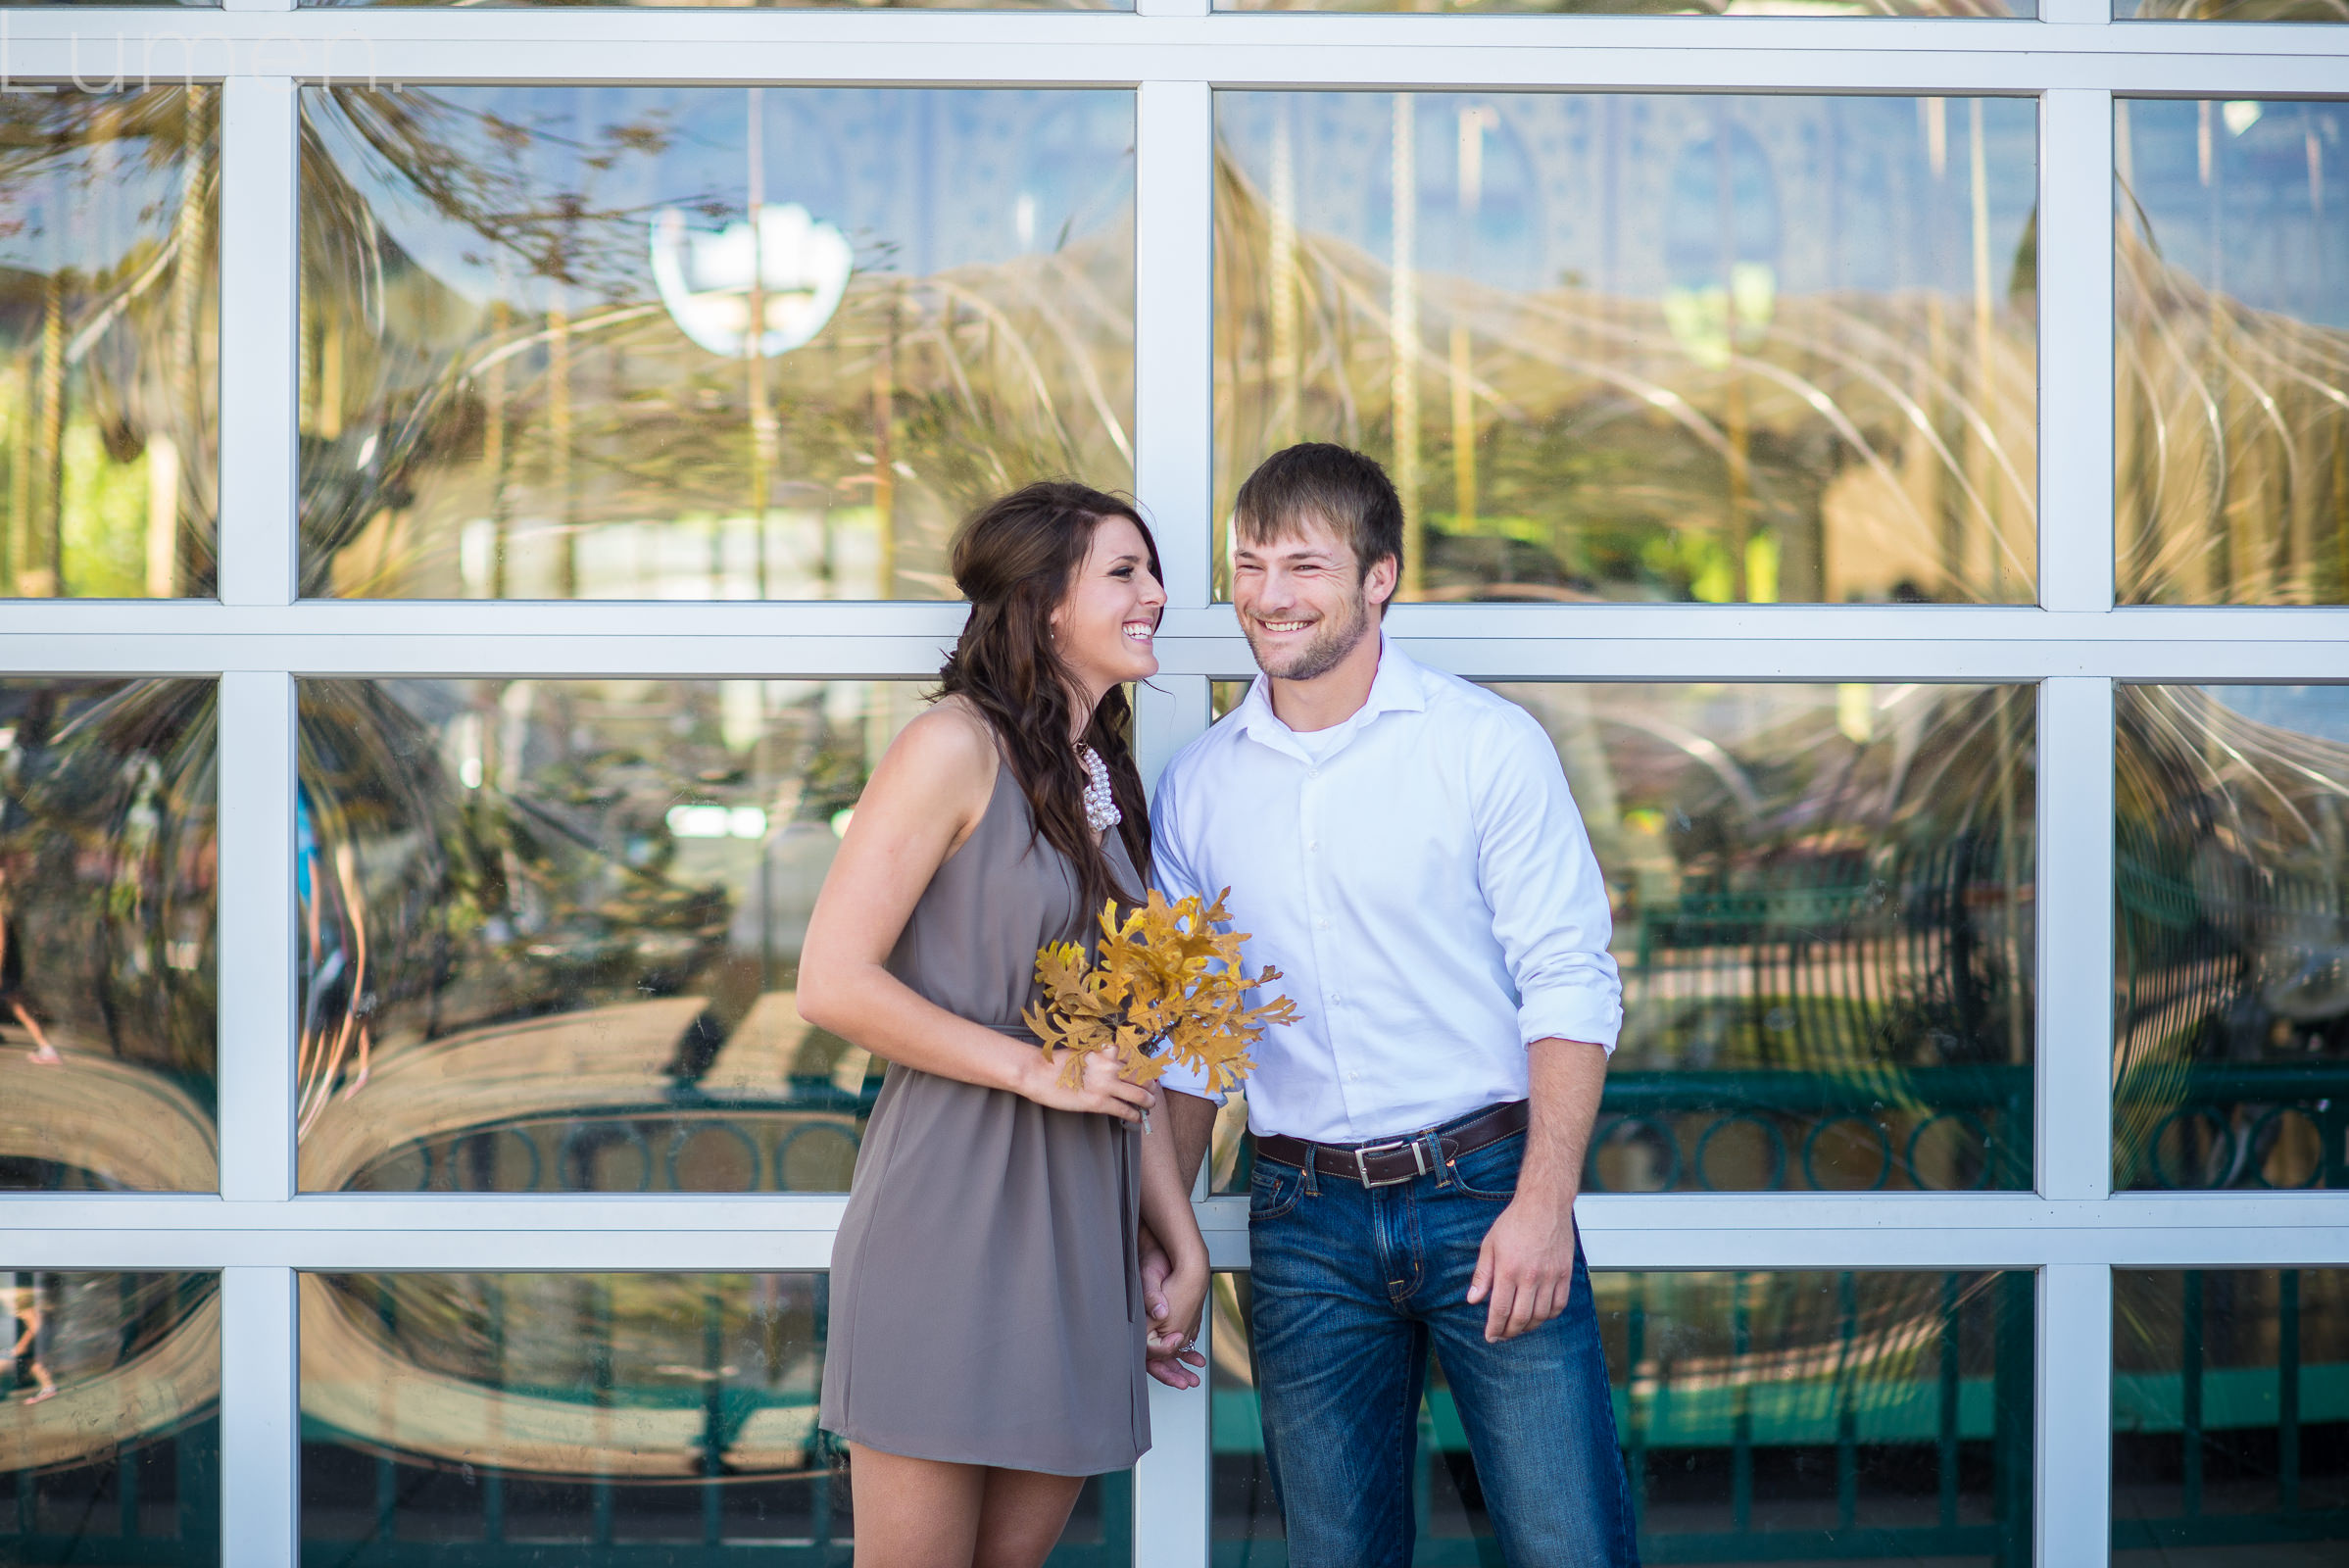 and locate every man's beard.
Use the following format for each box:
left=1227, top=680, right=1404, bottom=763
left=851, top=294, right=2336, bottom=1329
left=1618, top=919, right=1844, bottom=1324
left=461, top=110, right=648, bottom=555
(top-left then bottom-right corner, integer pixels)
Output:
left=1245, top=585, right=1373, bottom=682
